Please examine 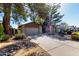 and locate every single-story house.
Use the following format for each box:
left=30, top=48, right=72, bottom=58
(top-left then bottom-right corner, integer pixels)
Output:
left=19, top=22, right=42, bottom=35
